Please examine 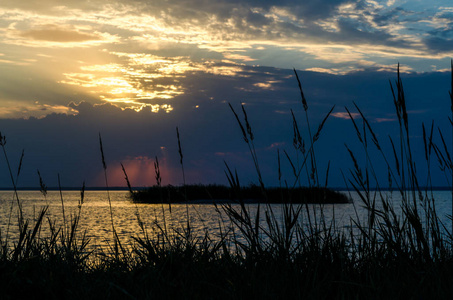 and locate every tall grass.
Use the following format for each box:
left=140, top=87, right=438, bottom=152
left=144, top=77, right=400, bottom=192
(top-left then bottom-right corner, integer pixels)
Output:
left=1, top=63, right=453, bottom=299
